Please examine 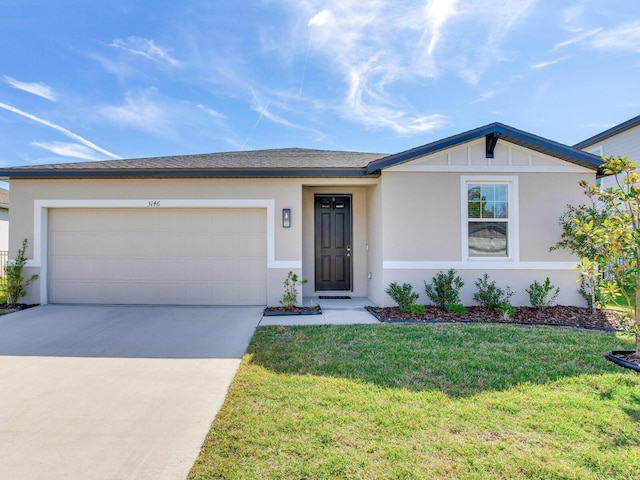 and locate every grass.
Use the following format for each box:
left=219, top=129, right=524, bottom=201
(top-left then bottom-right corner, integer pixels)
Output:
left=189, top=323, right=640, bottom=480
